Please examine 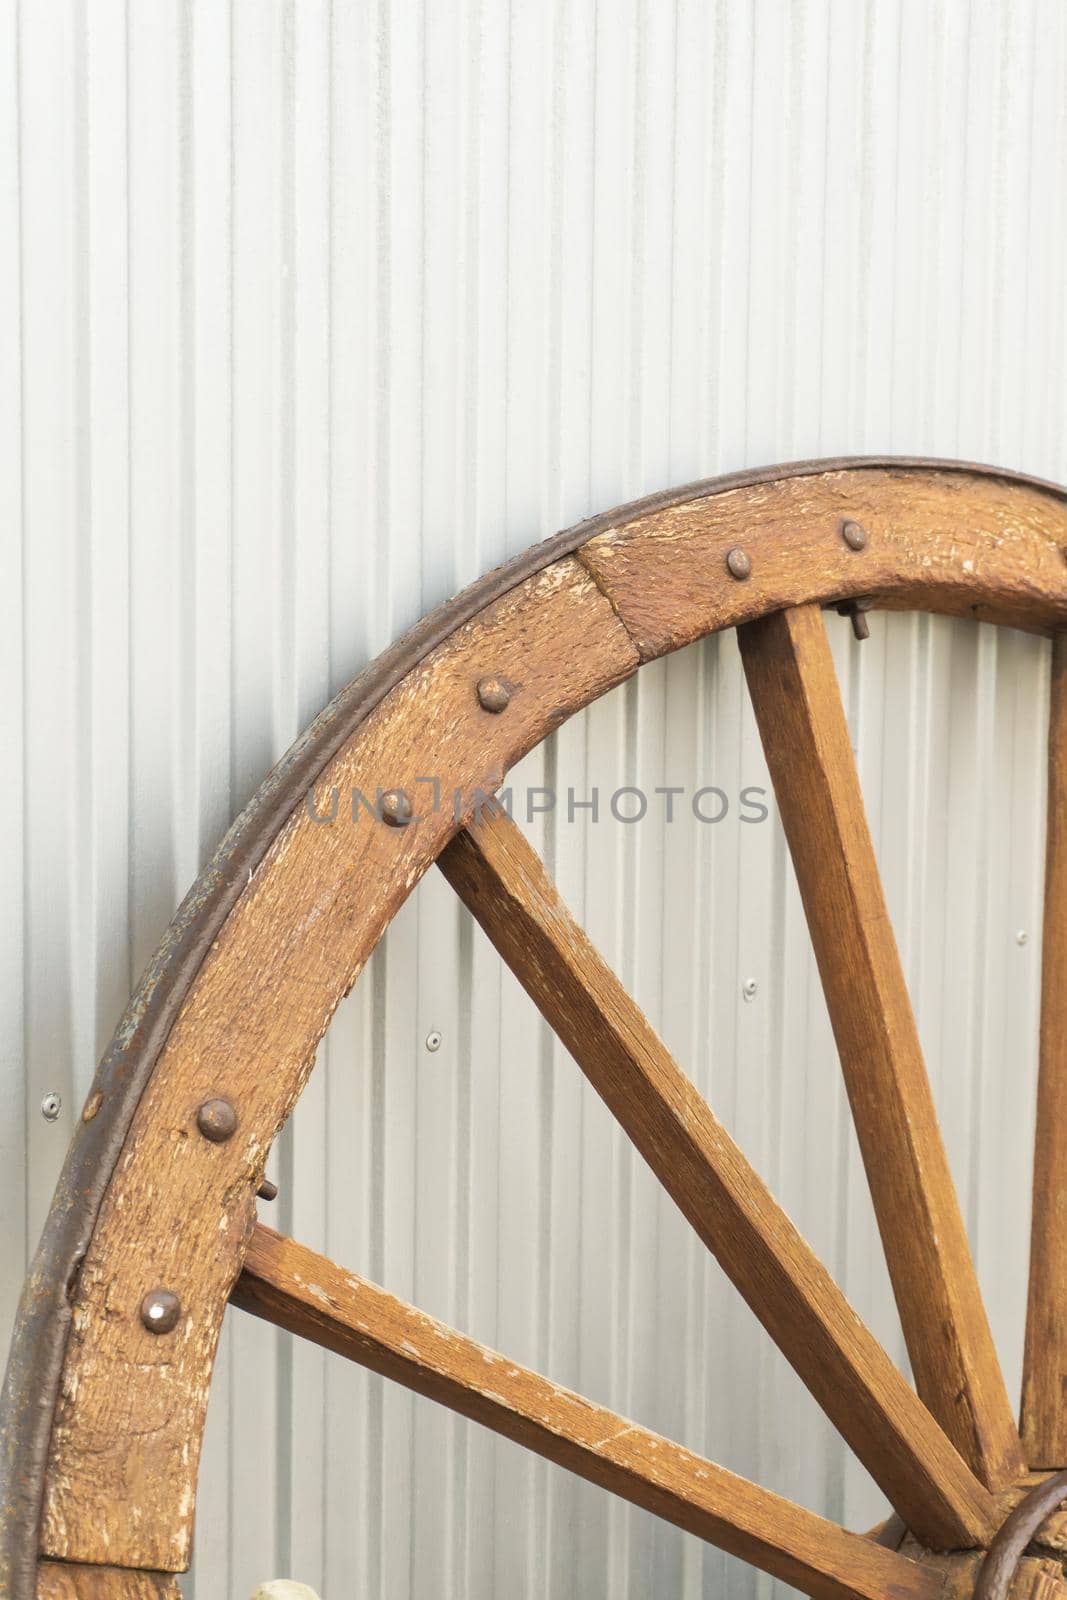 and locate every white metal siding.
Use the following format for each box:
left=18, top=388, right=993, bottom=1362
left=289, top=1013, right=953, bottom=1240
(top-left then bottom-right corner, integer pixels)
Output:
left=3, top=2, right=1066, bottom=1595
